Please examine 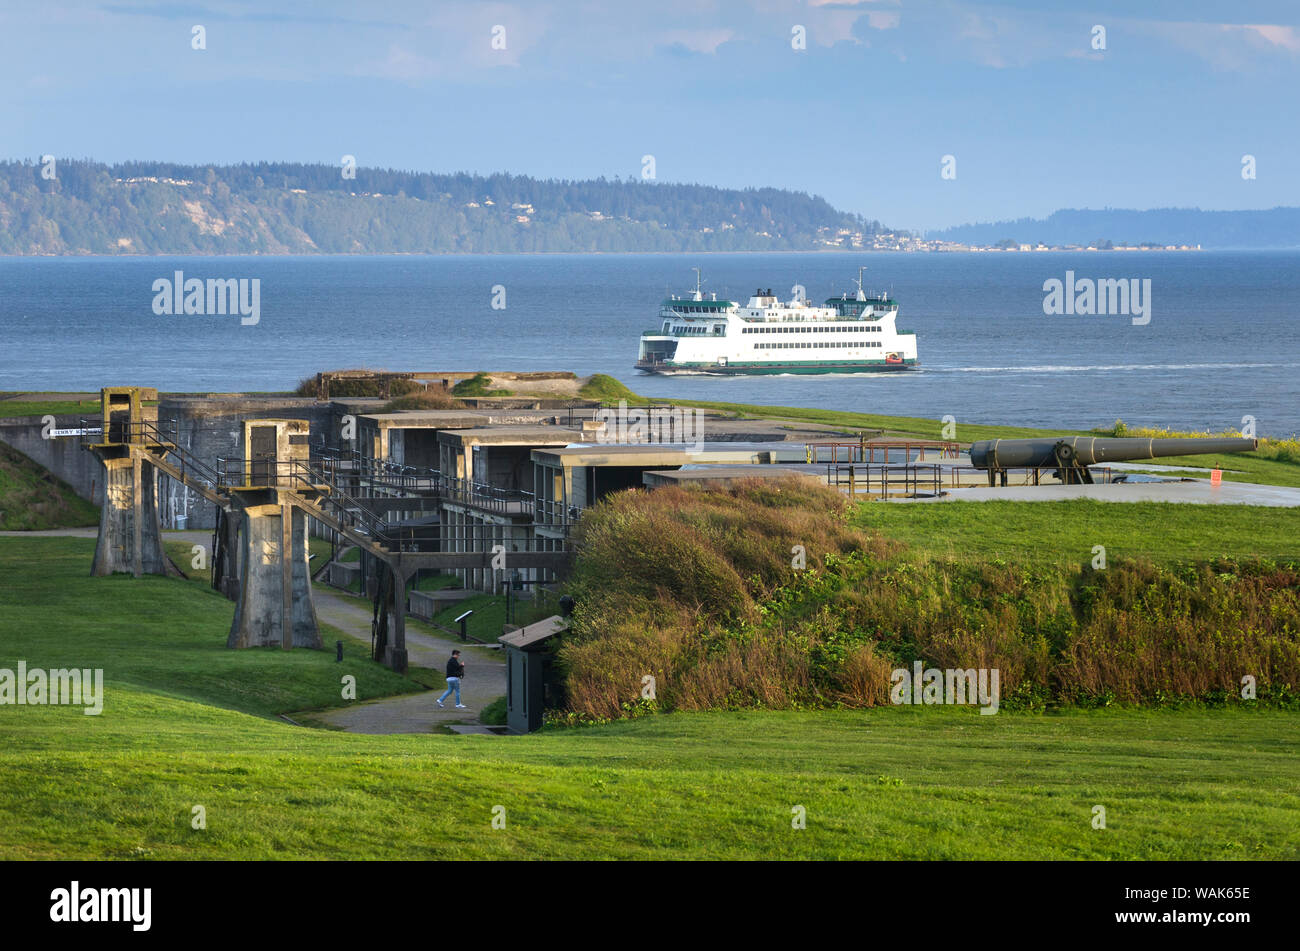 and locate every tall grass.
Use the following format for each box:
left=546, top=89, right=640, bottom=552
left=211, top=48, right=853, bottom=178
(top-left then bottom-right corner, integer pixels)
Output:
left=1098, top=418, right=1300, bottom=464
left=559, top=483, right=1300, bottom=718
left=380, top=386, right=465, bottom=411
